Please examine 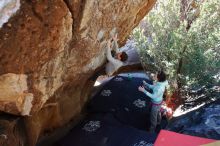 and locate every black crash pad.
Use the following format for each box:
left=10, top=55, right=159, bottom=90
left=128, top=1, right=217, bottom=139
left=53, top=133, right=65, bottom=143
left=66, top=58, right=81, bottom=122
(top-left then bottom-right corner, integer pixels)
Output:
left=58, top=113, right=157, bottom=146
left=88, top=75, right=153, bottom=130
